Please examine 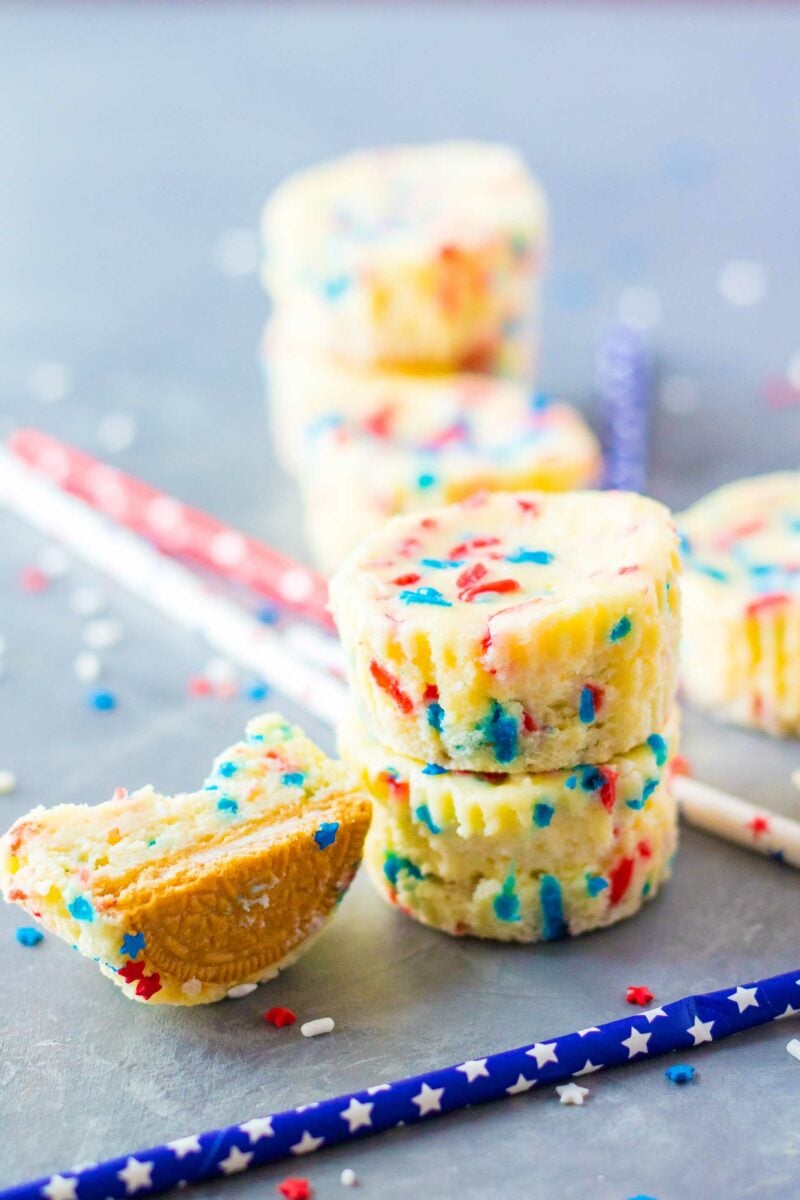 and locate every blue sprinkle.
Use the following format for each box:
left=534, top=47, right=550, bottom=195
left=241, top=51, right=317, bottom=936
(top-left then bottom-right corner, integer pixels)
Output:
left=422, top=762, right=448, bottom=776
left=627, top=778, right=659, bottom=811
left=533, top=802, right=555, bottom=828
left=427, top=702, right=444, bottom=732
left=217, top=797, right=238, bottom=814
left=479, top=701, right=518, bottom=765
left=579, top=686, right=596, bottom=724
left=586, top=874, right=608, bottom=897
left=314, top=821, right=340, bottom=850
left=579, top=766, right=604, bottom=793
left=16, top=927, right=43, bottom=947
left=282, top=772, right=306, bottom=787
left=420, top=558, right=463, bottom=570
left=642, top=881, right=651, bottom=896
left=217, top=761, right=238, bottom=778
left=692, top=561, right=728, bottom=582
left=540, top=875, right=568, bottom=940
left=417, top=473, right=437, bottom=490
left=384, top=853, right=422, bottom=886
left=678, top=531, right=692, bottom=558
left=506, top=549, right=554, bottom=565
left=323, top=275, right=350, bottom=301
left=247, top=732, right=265, bottom=744
left=415, top=805, right=441, bottom=835
left=256, top=603, right=279, bottom=625
left=530, top=391, right=552, bottom=411
left=68, top=896, right=93, bottom=922
left=88, top=690, right=116, bottom=712
left=647, top=733, right=668, bottom=767
left=120, top=931, right=145, bottom=959
left=565, top=775, right=578, bottom=790
left=665, top=1064, right=696, bottom=1084
left=245, top=681, right=270, bottom=701
left=610, top=615, right=632, bottom=641
left=493, top=876, right=521, bottom=922
left=626, top=797, right=647, bottom=811
left=399, top=587, right=452, bottom=607
left=204, top=783, right=219, bottom=791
